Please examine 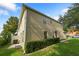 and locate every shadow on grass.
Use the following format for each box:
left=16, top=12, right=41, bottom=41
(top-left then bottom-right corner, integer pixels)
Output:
left=47, top=39, right=79, bottom=56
